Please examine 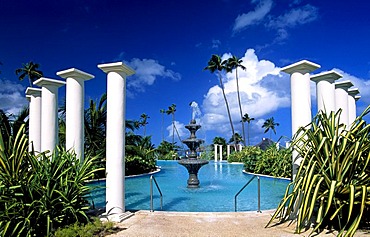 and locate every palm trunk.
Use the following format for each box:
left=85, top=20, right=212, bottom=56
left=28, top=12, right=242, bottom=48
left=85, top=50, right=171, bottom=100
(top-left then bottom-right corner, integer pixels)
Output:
left=247, top=122, right=250, bottom=146
left=235, top=69, right=246, bottom=147
left=172, top=113, right=175, bottom=145
left=218, top=72, right=236, bottom=146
